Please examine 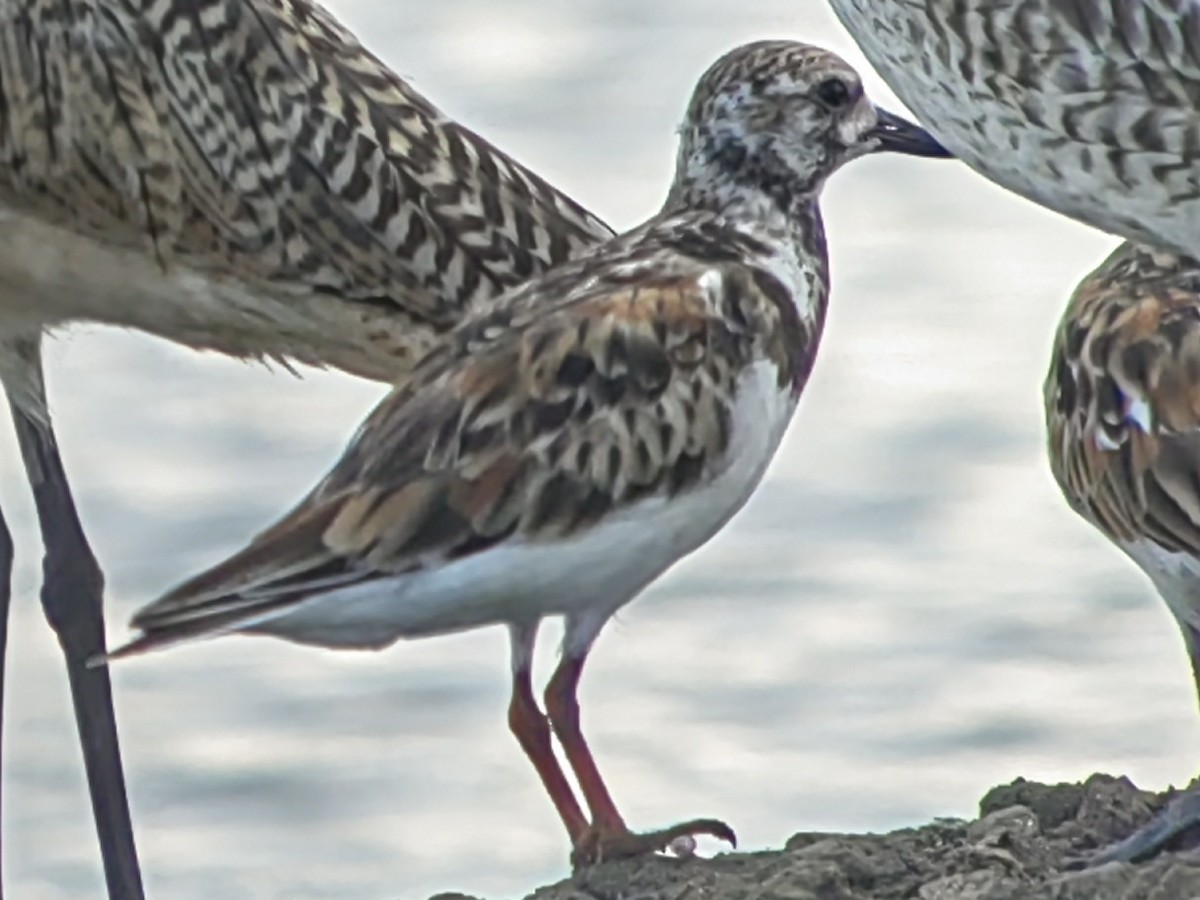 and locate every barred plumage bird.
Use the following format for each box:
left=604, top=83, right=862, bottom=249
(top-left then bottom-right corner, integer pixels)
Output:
left=830, top=0, right=1200, bottom=867
left=826, top=0, right=1200, bottom=257
left=0, top=0, right=611, bottom=894
left=110, top=38, right=951, bottom=866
